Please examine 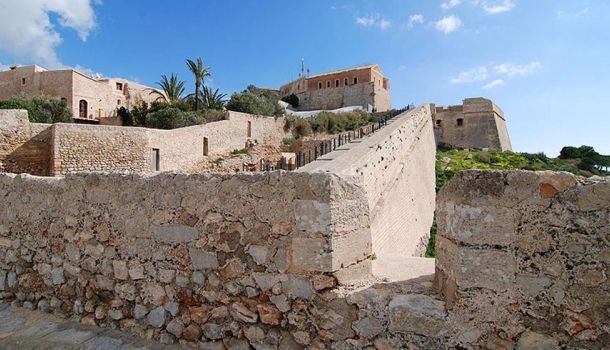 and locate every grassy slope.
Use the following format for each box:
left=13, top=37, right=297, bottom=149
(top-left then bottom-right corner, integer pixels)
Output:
left=426, top=149, right=605, bottom=257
